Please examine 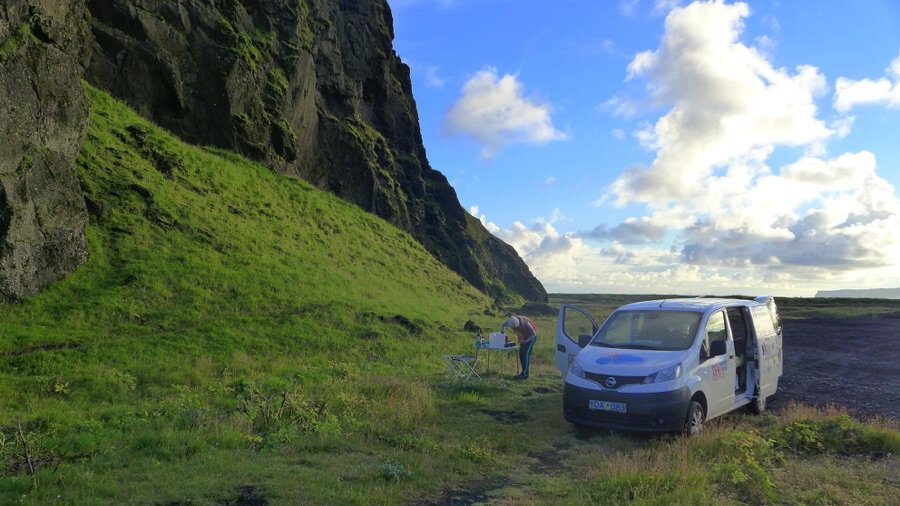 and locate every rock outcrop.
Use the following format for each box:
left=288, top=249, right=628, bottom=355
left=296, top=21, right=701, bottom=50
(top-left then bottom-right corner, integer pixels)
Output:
left=85, top=0, right=547, bottom=302
left=0, top=0, right=90, bottom=300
